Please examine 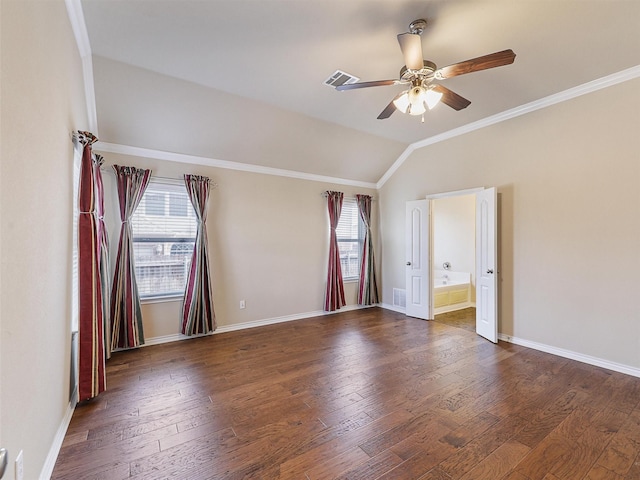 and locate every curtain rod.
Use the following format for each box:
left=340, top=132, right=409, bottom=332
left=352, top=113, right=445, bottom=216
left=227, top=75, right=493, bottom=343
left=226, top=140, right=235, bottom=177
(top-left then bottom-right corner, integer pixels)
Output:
left=72, top=135, right=217, bottom=188
left=321, top=192, right=376, bottom=200
left=150, top=174, right=218, bottom=188
left=100, top=168, right=218, bottom=188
